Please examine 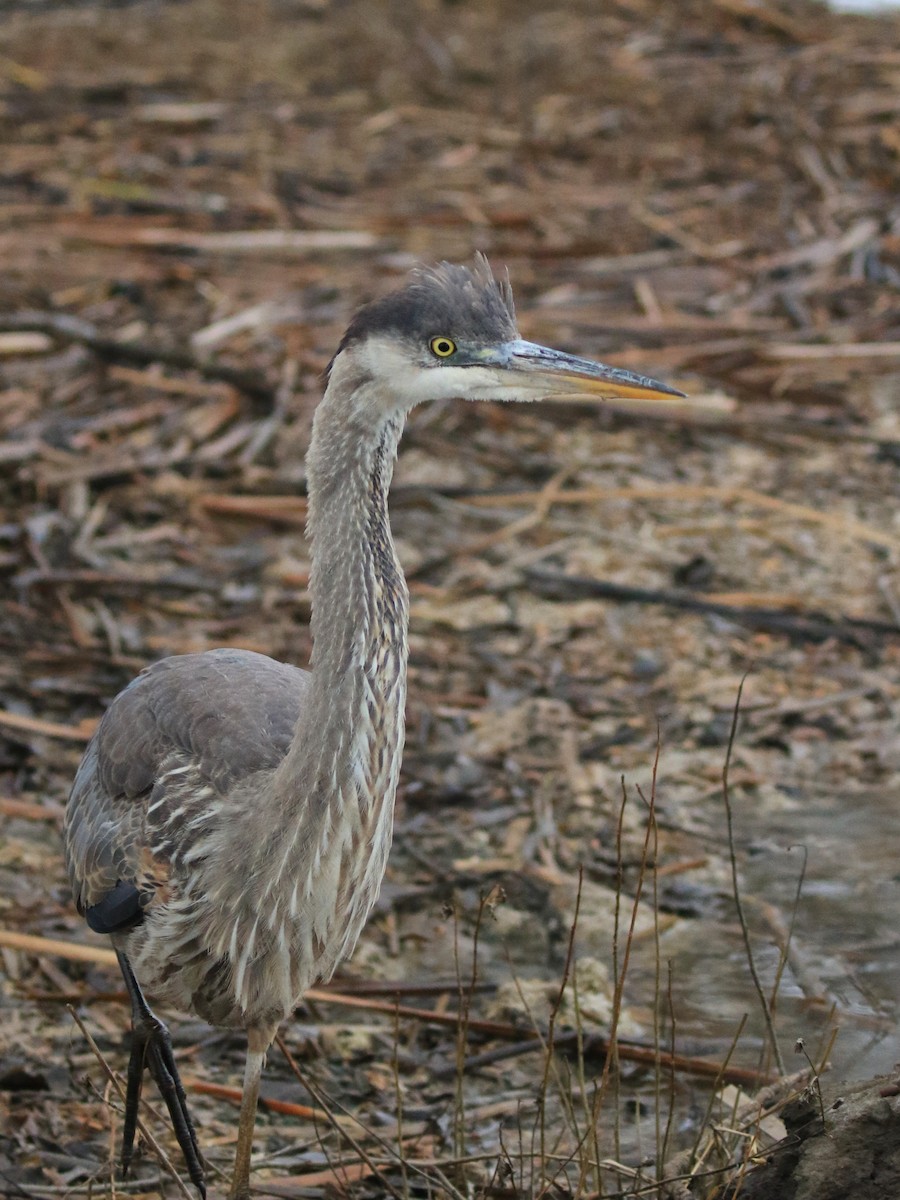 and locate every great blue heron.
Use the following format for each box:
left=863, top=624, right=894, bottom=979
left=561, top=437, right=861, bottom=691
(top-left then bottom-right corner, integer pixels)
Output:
left=64, top=256, right=683, bottom=1199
